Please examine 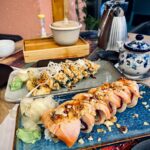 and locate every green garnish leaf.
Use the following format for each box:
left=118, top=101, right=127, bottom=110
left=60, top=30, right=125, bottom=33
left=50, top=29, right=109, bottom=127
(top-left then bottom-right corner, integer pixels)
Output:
left=10, top=77, right=23, bottom=91
left=16, top=128, right=41, bottom=144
